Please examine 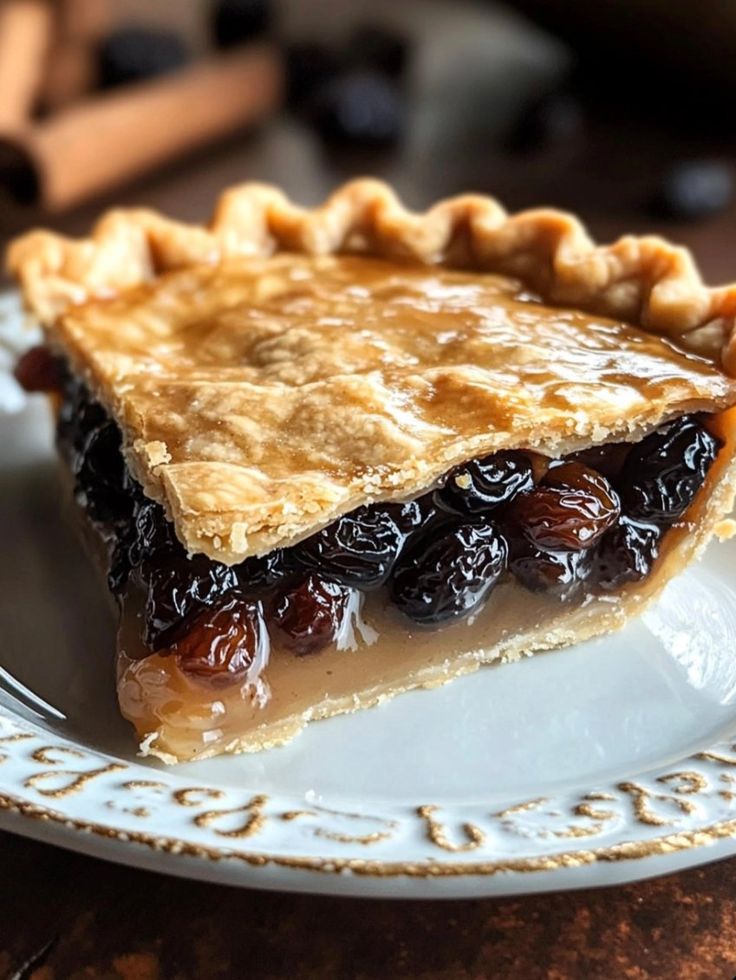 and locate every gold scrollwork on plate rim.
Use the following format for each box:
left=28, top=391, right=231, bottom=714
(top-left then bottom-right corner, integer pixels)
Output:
left=3, top=705, right=736, bottom=879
